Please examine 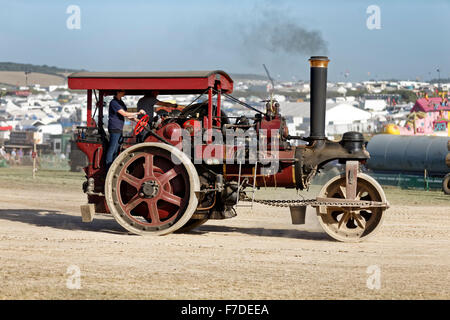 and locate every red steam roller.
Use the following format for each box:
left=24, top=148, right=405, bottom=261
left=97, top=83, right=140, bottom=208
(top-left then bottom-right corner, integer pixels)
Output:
left=68, top=57, right=389, bottom=242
